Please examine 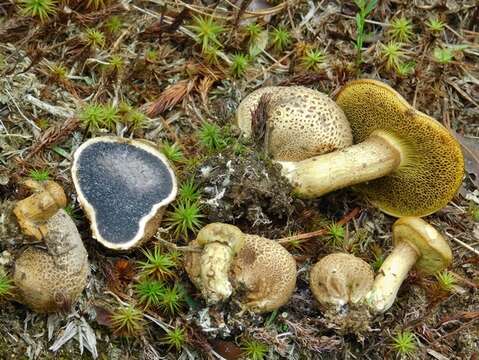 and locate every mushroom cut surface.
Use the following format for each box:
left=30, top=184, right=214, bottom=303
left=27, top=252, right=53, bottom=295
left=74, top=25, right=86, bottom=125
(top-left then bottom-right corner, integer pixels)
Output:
left=72, top=137, right=177, bottom=250
left=336, top=79, right=464, bottom=216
